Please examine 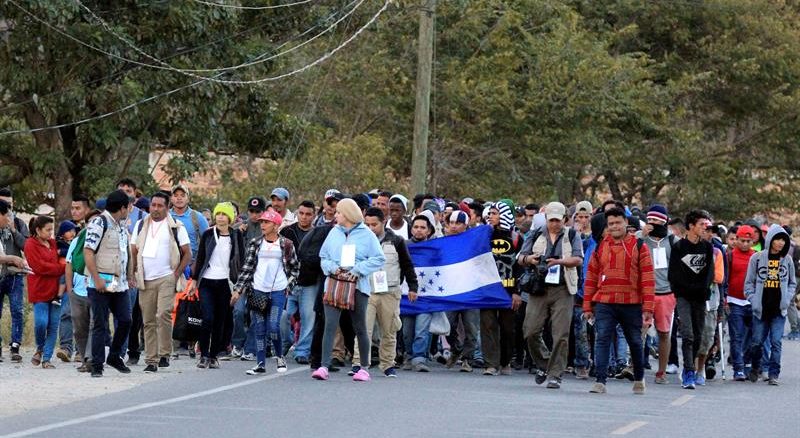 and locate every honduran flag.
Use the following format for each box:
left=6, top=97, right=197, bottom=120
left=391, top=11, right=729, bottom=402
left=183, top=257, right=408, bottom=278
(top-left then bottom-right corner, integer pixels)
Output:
left=400, top=225, right=512, bottom=315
